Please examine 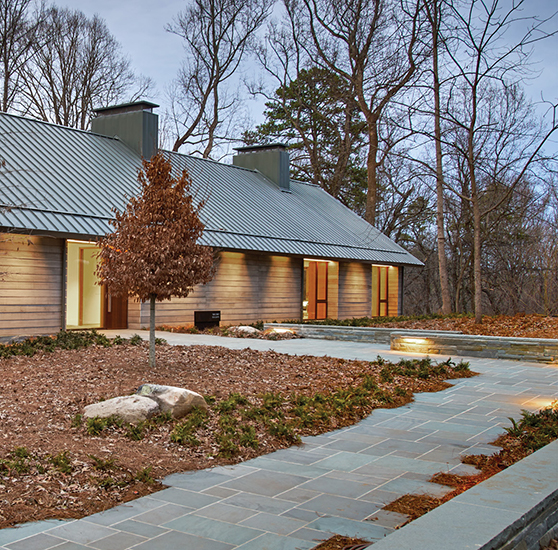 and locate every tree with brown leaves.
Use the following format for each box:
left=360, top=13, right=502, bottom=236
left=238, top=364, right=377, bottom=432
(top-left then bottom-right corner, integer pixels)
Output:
left=97, top=153, right=214, bottom=368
